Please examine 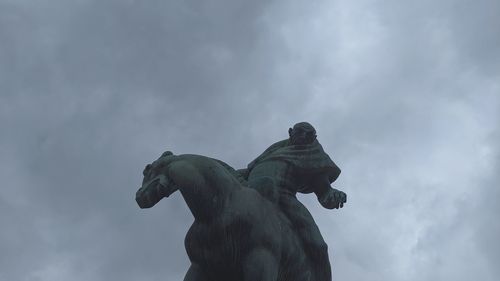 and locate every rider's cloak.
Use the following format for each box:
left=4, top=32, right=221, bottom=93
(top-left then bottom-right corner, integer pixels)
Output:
left=247, top=139, right=341, bottom=193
